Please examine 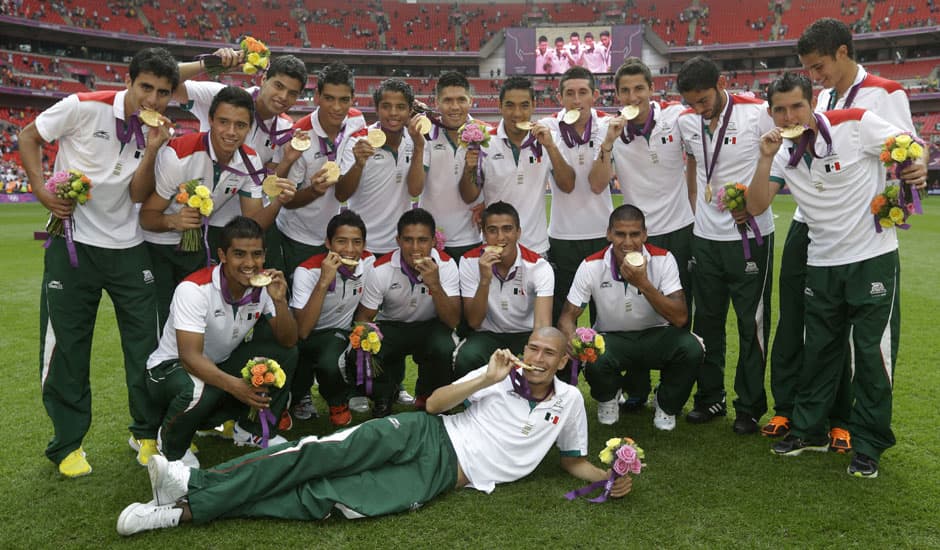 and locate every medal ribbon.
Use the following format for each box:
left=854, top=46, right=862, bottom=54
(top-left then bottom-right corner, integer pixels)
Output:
left=619, top=104, right=656, bottom=145
left=559, top=112, right=593, bottom=147
left=115, top=114, right=145, bottom=149
left=701, top=93, right=735, bottom=187
left=203, top=133, right=266, bottom=186
left=251, top=89, right=293, bottom=147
